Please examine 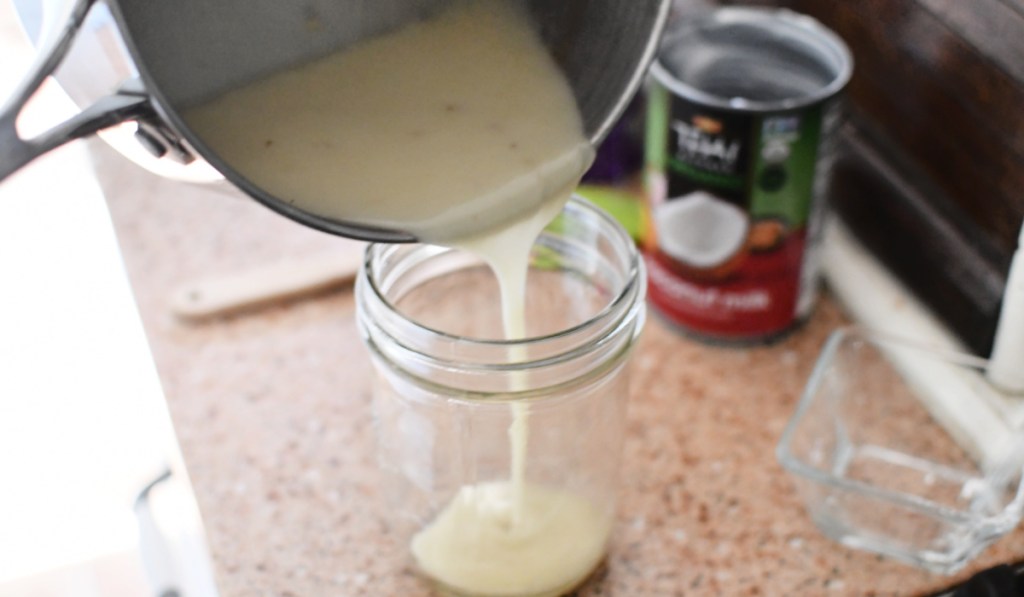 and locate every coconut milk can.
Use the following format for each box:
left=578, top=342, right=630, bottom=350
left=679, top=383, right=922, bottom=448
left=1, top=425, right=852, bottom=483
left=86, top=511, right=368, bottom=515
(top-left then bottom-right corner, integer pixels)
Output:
left=643, top=7, right=852, bottom=343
